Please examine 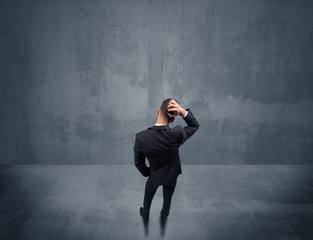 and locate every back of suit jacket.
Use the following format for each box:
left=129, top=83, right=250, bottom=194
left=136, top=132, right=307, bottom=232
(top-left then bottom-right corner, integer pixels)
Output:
left=134, top=108, right=199, bottom=186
